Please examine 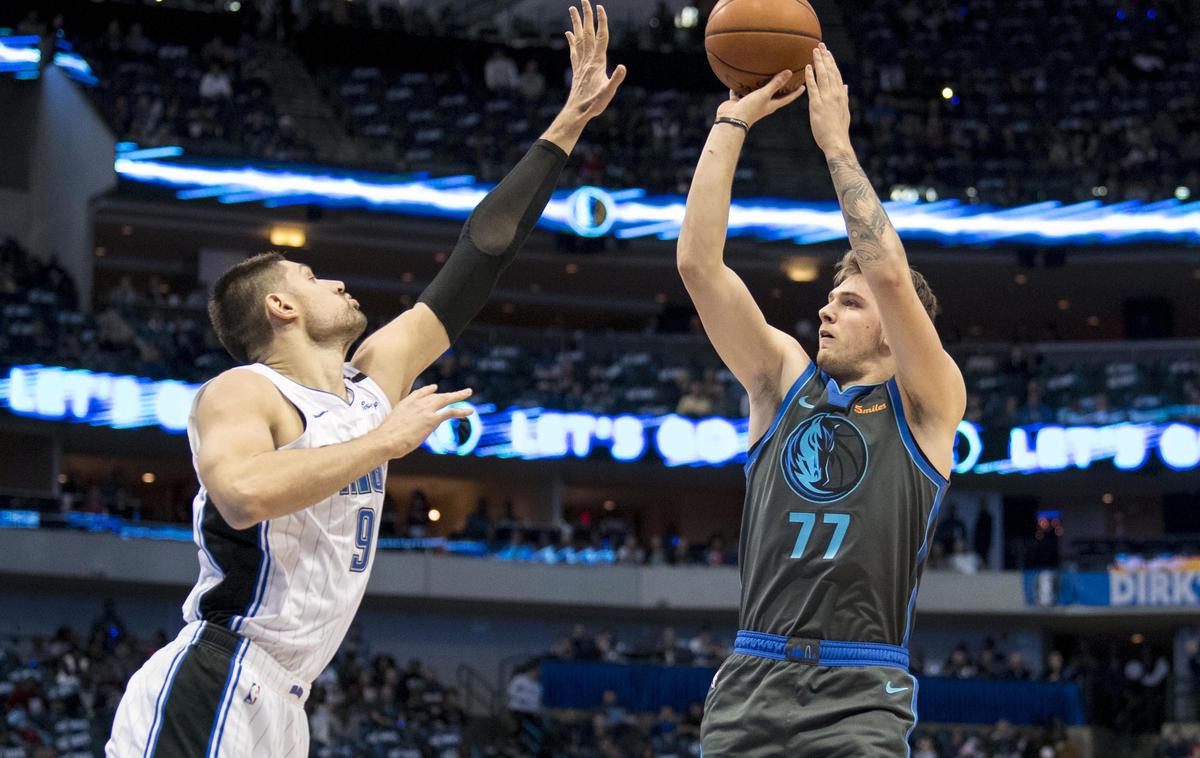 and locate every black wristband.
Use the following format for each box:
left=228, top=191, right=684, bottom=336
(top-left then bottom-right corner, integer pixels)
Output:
left=715, top=116, right=750, bottom=132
